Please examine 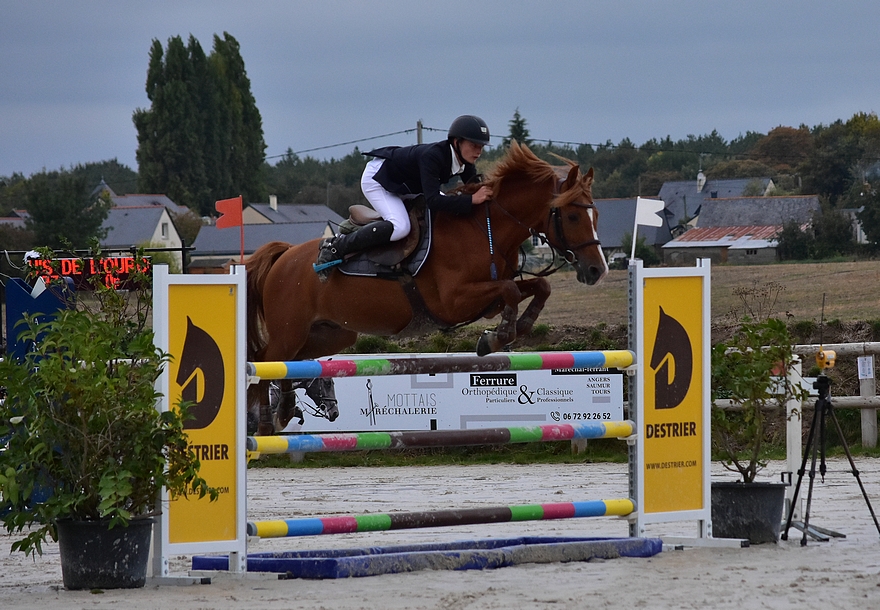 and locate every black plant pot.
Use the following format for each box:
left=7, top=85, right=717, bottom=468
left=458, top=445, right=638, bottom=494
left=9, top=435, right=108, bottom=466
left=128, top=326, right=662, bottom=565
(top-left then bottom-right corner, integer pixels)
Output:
left=56, top=517, right=154, bottom=590
left=711, top=481, right=786, bottom=544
